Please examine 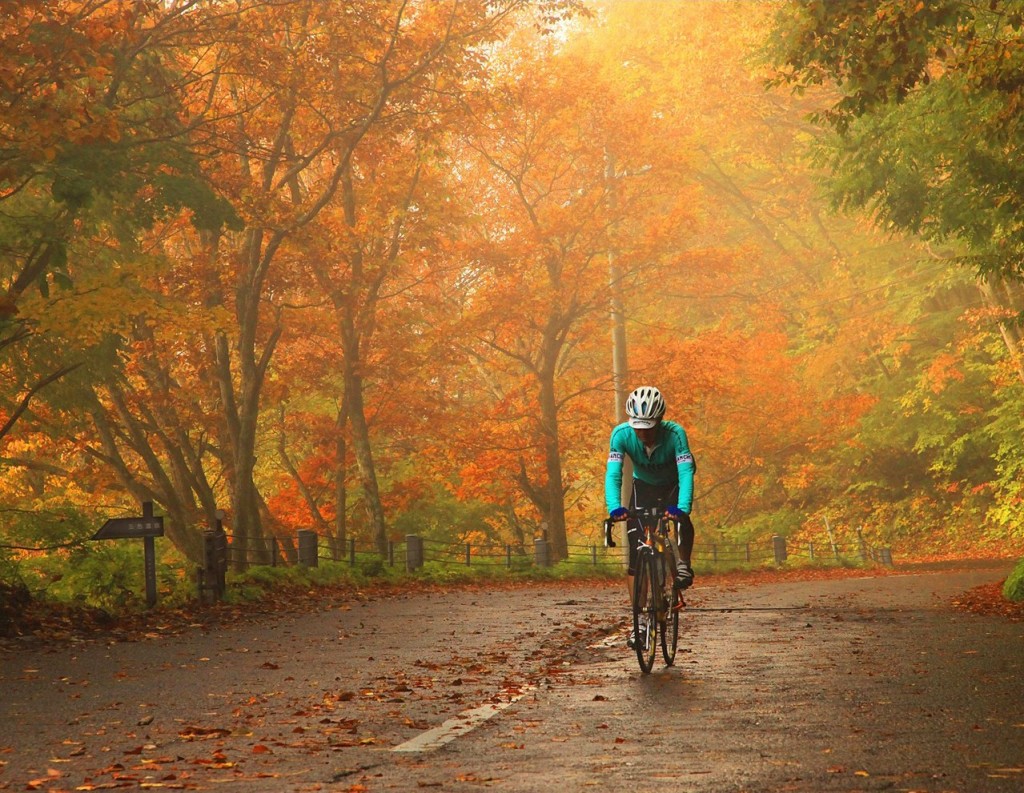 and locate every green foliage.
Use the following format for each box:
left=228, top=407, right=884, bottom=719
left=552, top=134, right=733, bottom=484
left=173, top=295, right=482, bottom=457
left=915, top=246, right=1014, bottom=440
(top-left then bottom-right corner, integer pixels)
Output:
left=759, top=0, right=1024, bottom=553
left=0, top=549, right=24, bottom=592
left=727, top=508, right=807, bottom=543
left=1003, top=559, right=1024, bottom=602
left=1, top=505, right=199, bottom=614
left=390, top=487, right=500, bottom=545
left=412, top=560, right=497, bottom=585
left=357, top=556, right=387, bottom=578
left=769, top=0, right=1024, bottom=278
left=226, top=558, right=400, bottom=603
left=0, top=504, right=94, bottom=549
left=233, top=564, right=299, bottom=589
left=42, top=543, right=149, bottom=613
